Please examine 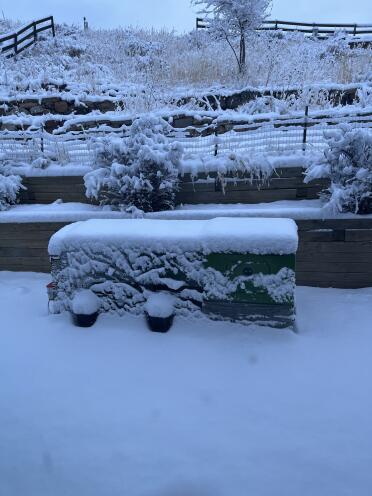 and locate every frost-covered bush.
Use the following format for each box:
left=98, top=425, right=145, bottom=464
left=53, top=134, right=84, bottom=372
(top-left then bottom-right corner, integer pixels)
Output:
left=85, top=116, right=183, bottom=212
left=305, top=125, right=372, bottom=214
left=0, top=162, right=24, bottom=211
left=50, top=241, right=296, bottom=318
